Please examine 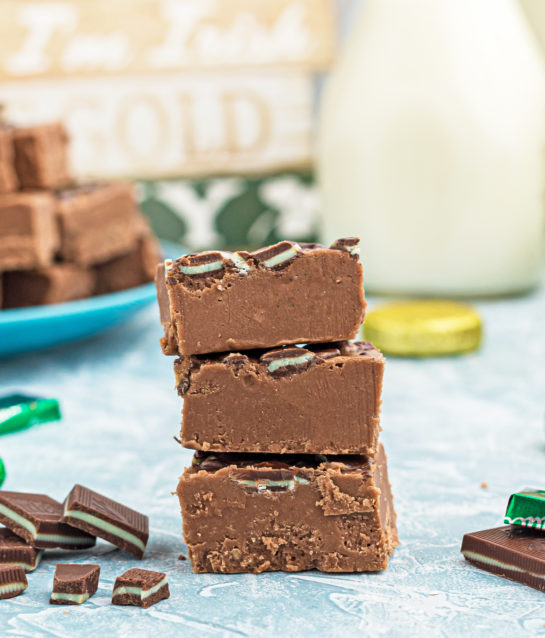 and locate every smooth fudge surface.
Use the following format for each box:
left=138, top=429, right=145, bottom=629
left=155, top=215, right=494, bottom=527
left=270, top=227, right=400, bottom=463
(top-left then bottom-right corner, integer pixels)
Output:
left=0, top=125, right=18, bottom=193
left=0, top=192, right=58, bottom=271
left=176, top=340, right=383, bottom=455
left=2, top=265, right=94, bottom=308
left=56, top=182, right=139, bottom=266
left=157, top=238, right=366, bottom=356
left=13, top=122, right=70, bottom=190
left=178, top=444, right=398, bottom=574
